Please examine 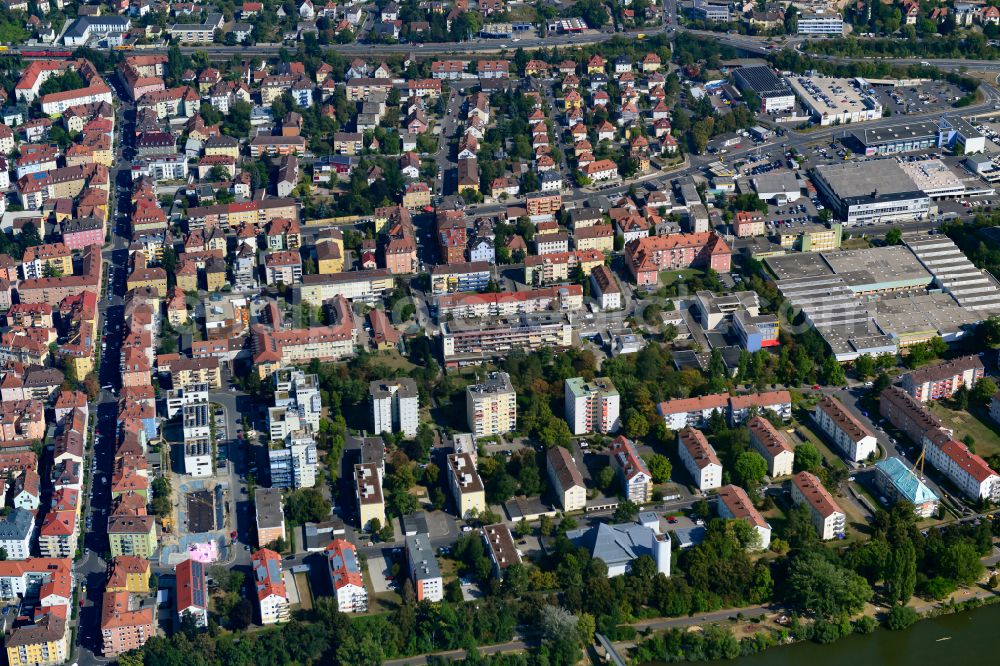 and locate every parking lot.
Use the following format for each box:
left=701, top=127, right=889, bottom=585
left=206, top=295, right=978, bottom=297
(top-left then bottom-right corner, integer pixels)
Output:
left=877, top=80, right=967, bottom=116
